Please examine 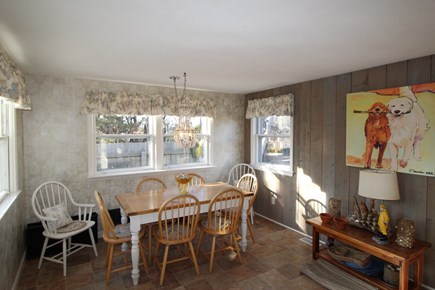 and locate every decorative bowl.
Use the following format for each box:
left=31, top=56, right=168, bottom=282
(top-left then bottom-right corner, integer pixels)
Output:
left=334, top=217, right=349, bottom=230
left=319, top=213, right=333, bottom=224
left=175, top=173, right=192, bottom=185
left=175, top=173, right=192, bottom=195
